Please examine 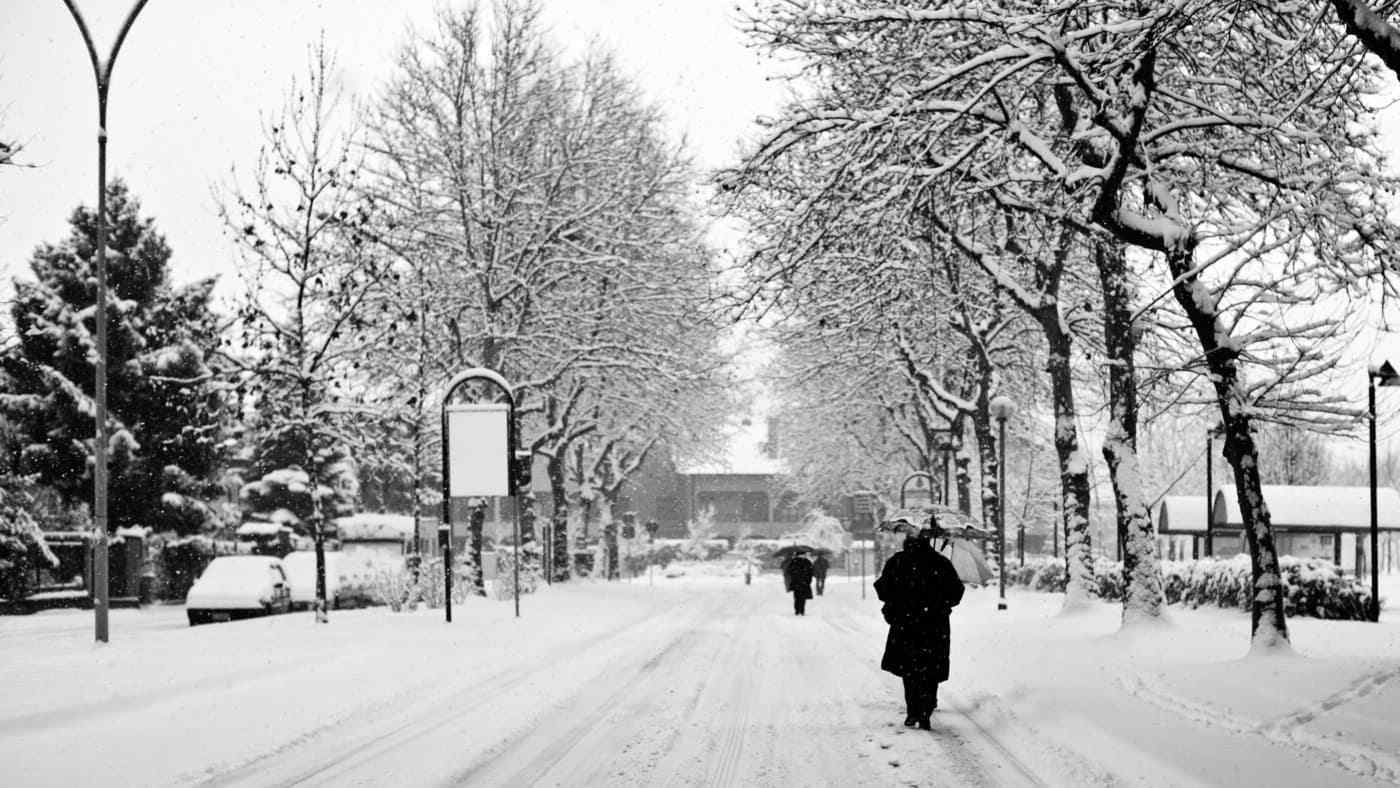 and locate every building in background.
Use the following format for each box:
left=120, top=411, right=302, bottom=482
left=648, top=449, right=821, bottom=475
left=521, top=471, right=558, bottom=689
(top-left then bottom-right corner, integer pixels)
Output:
left=1156, top=486, right=1400, bottom=572
left=670, top=415, right=800, bottom=539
